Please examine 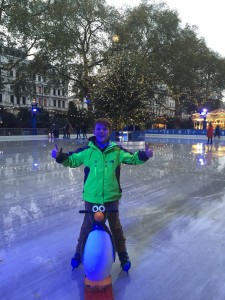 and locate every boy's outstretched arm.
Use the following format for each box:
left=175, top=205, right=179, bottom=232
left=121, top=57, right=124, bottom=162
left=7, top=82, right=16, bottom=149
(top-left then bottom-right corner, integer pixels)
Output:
left=51, top=144, right=84, bottom=167
left=119, top=142, right=153, bottom=165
